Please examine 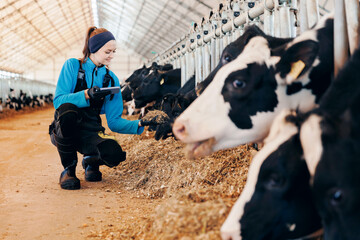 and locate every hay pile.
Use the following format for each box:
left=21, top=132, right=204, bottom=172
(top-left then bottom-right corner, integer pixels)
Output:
left=141, top=110, right=170, bottom=124
left=97, top=114, right=257, bottom=239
